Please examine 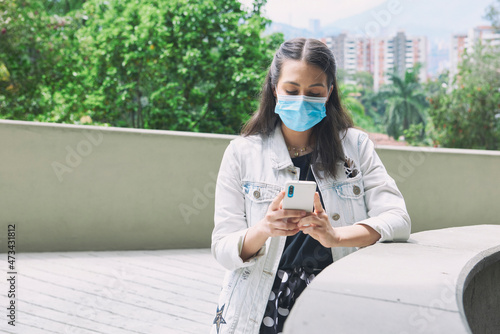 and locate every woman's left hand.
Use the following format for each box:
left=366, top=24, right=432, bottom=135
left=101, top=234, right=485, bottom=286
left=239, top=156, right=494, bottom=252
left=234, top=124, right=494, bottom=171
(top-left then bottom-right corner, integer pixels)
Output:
left=298, top=192, right=339, bottom=248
